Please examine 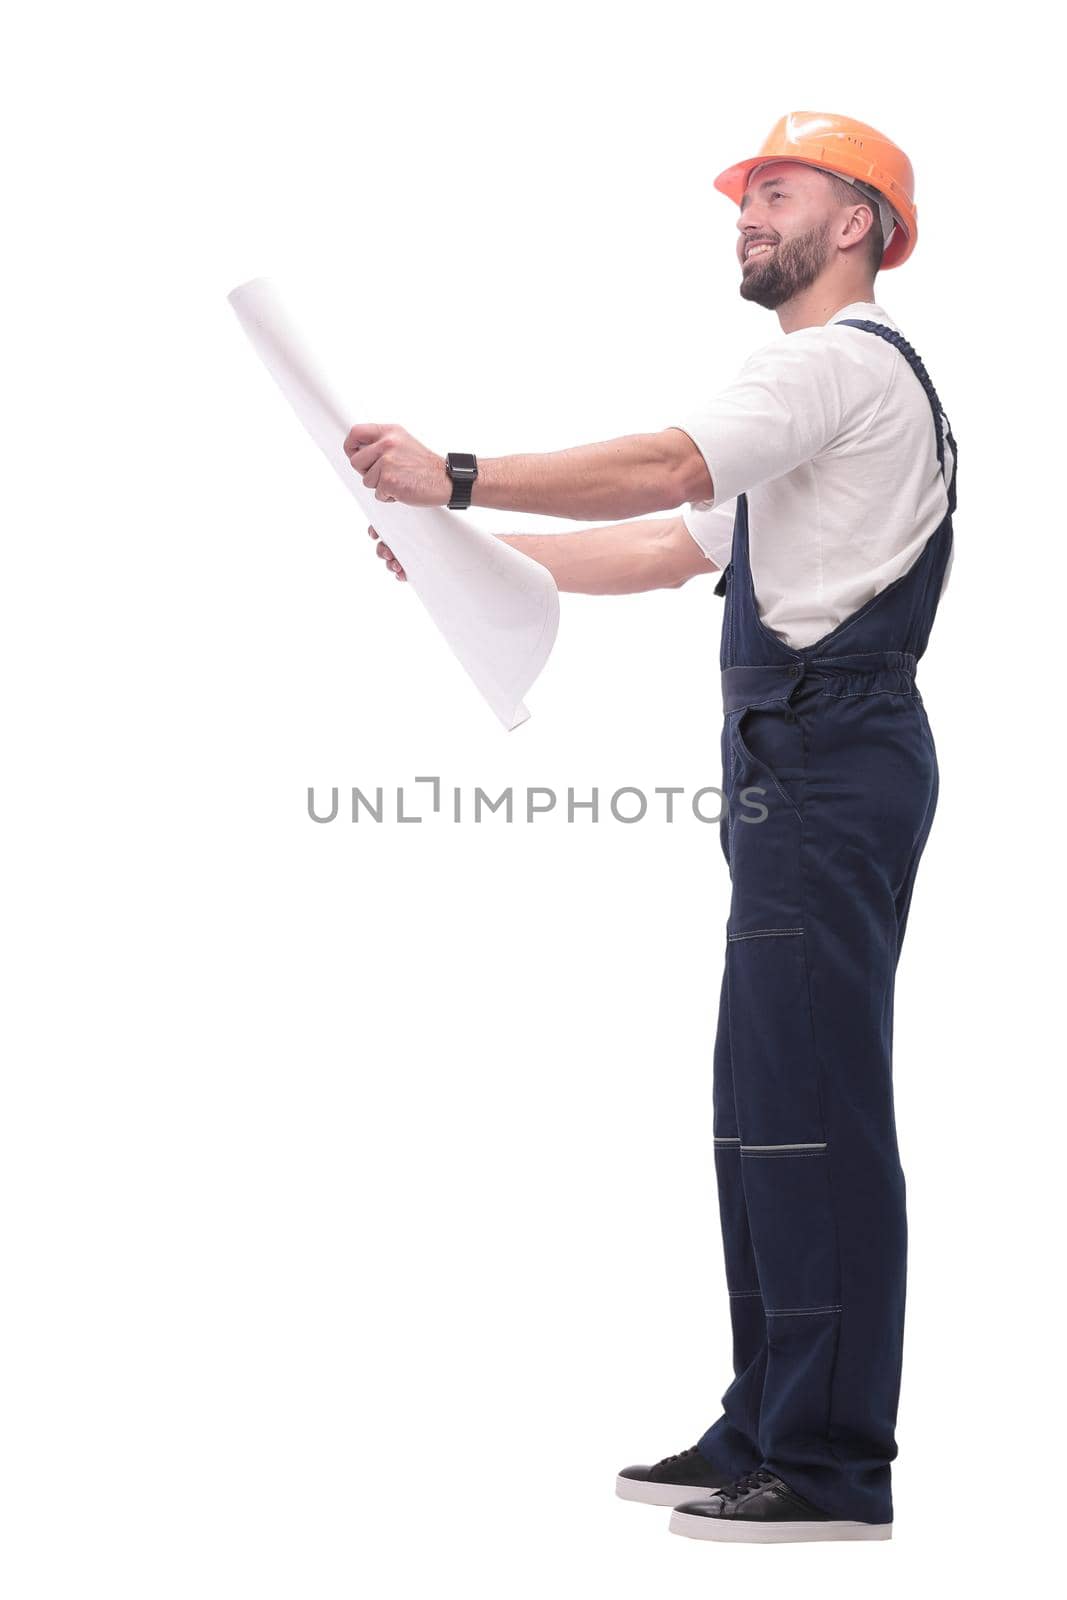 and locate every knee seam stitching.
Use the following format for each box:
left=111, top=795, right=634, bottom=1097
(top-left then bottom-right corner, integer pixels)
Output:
left=740, top=1142, right=827, bottom=1152
left=766, top=1306, right=843, bottom=1317
left=741, top=1150, right=826, bottom=1159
